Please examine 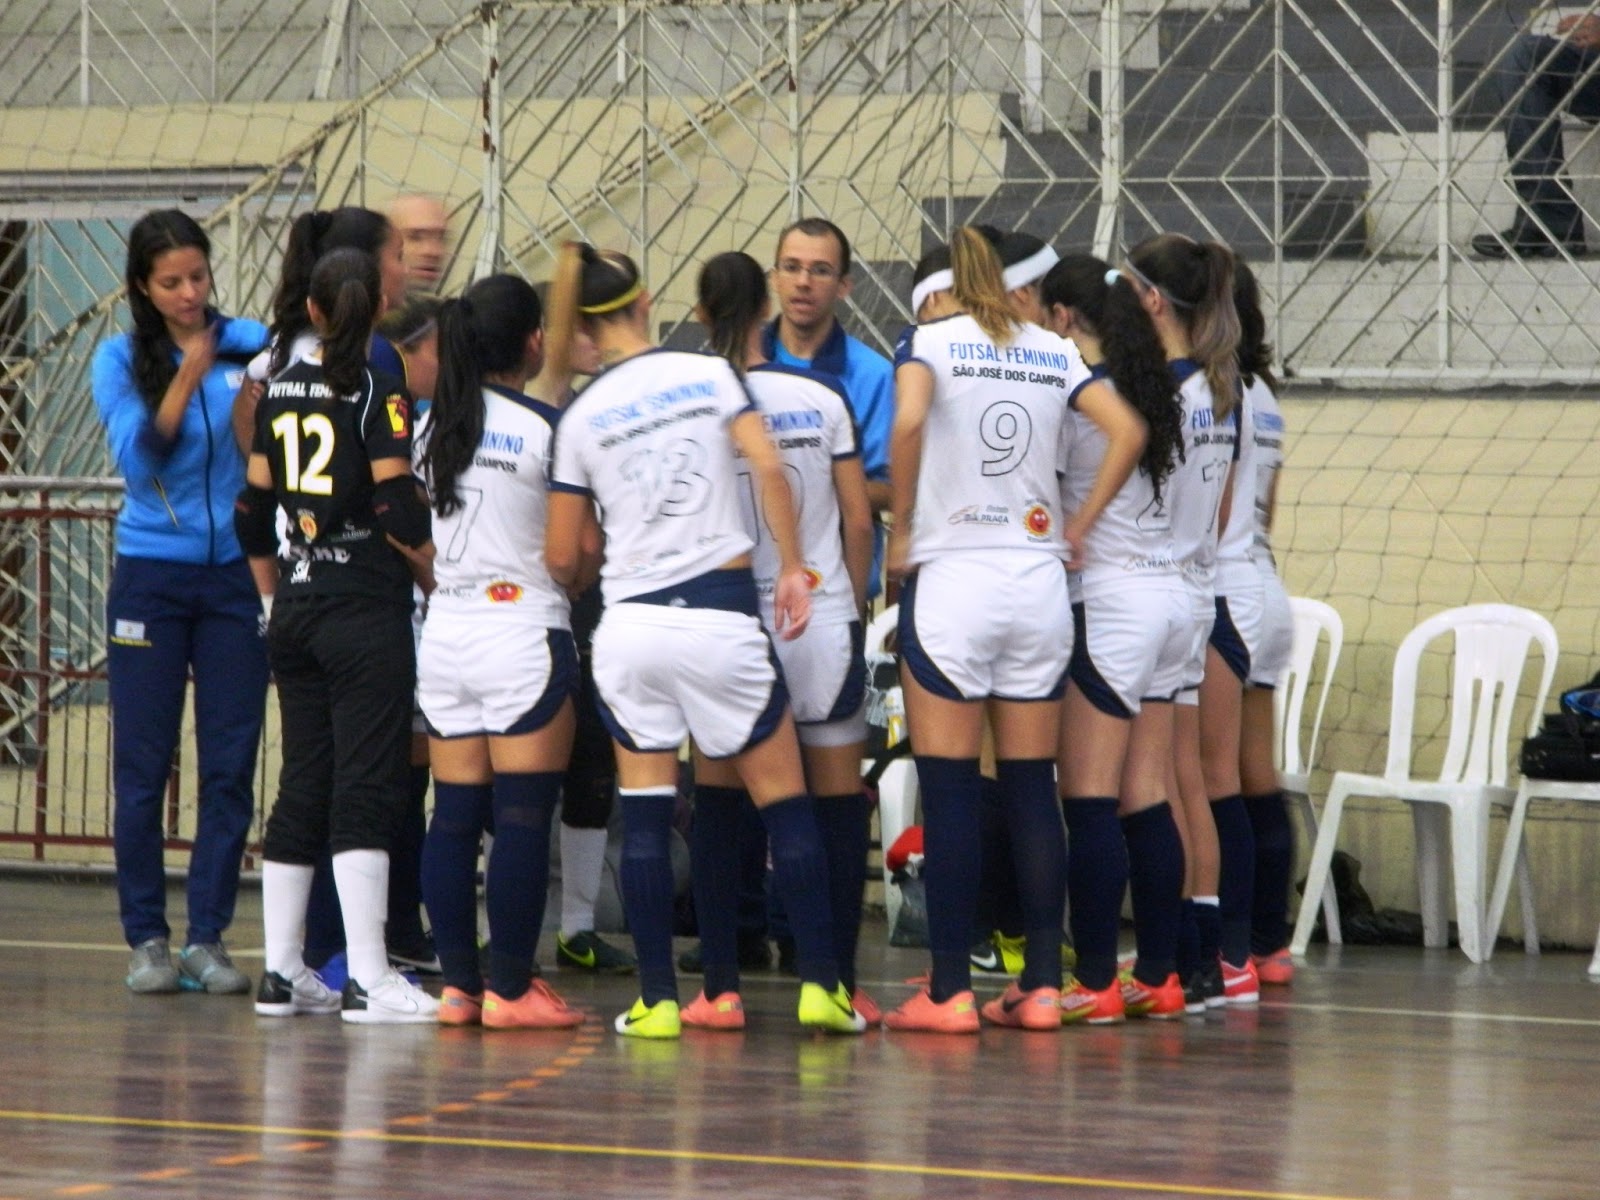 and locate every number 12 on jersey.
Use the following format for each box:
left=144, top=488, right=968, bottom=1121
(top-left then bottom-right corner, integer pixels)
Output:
left=271, top=412, right=336, bottom=496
